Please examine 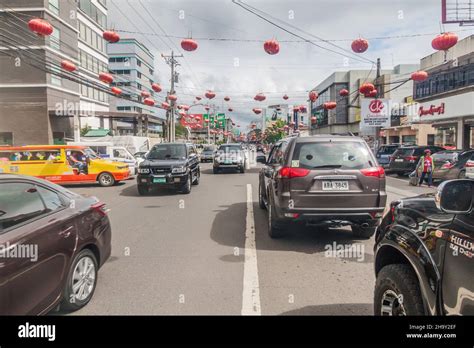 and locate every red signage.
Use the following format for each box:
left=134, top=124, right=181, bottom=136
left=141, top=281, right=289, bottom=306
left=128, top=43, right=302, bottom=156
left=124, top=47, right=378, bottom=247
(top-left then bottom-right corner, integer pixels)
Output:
left=369, top=99, right=384, bottom=113
left=418, top=103, right=445, bottom=116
